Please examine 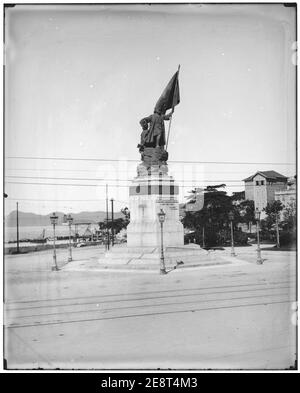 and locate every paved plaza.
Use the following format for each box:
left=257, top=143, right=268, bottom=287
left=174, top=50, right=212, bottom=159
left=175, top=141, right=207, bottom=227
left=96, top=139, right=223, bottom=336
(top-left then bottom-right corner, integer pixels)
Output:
left=4, top=244, right=297, bottom=370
